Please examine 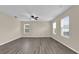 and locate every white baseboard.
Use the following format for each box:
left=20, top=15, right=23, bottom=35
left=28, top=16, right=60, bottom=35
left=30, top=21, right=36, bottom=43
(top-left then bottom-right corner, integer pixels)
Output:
left=0, top=36, right=21, bottom=46
left=51, top=37, right=79, bottom=54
